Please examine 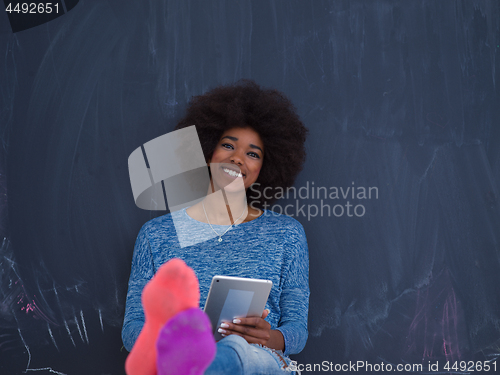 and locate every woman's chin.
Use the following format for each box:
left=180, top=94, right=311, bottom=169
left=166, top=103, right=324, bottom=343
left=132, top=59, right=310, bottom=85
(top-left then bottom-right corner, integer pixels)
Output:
left=212, top=173, right=246, bottom=192
left=222, top=180, right=246, bottom=194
